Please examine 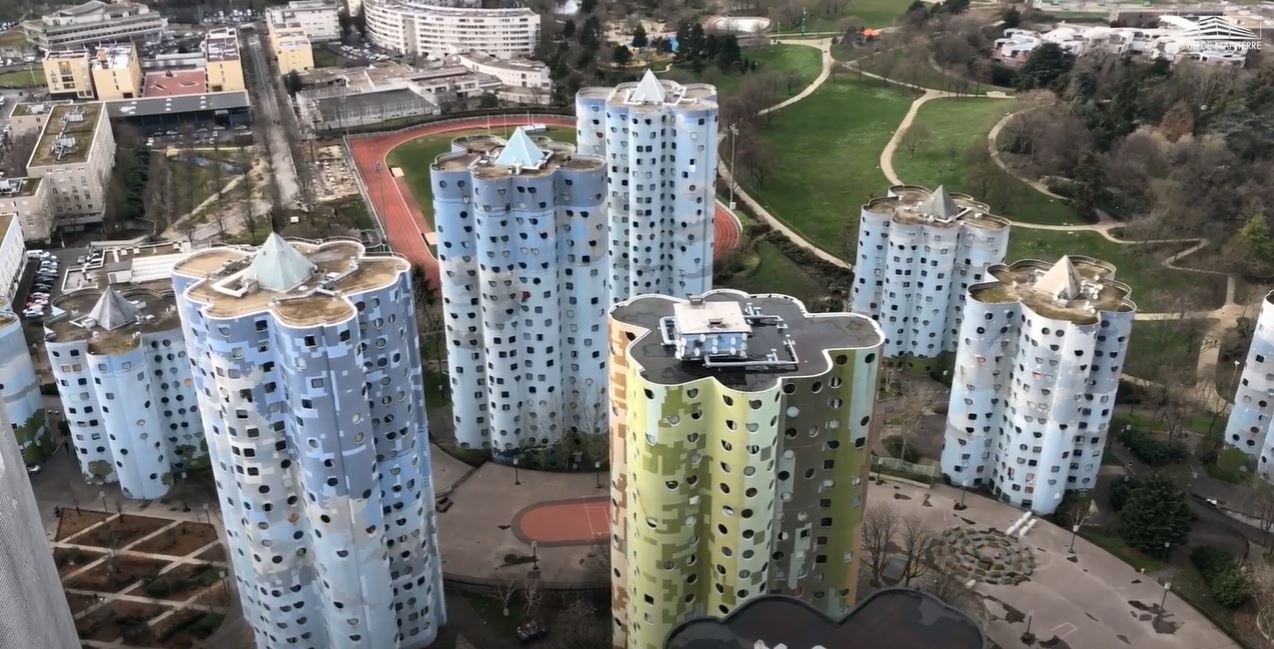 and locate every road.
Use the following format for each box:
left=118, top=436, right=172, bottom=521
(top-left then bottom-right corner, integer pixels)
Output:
left=243, top=32, right=301, bottom=209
